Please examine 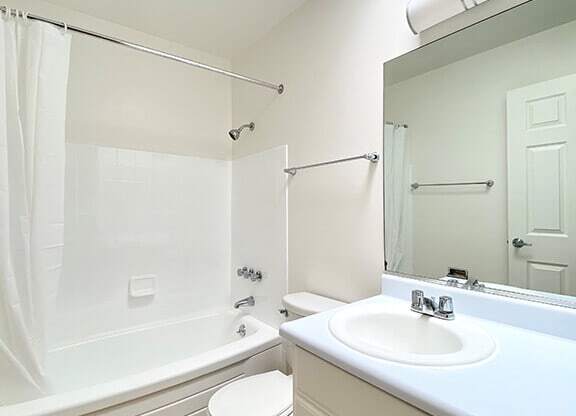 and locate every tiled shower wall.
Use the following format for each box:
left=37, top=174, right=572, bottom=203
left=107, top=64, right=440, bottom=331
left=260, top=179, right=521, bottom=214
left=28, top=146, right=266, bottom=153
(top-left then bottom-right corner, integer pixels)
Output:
left=49, top=144, right=231, bottom=348
left=232, top=146, right=288, bottom=329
